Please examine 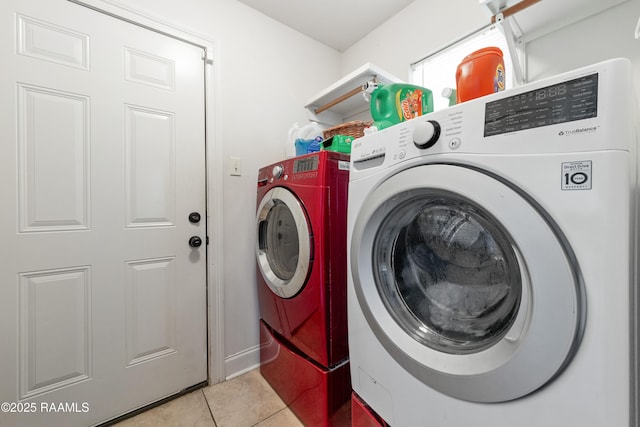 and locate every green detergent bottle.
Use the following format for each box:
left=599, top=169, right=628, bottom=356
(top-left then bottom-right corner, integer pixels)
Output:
left=370, top=83, right=434, bottom=130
